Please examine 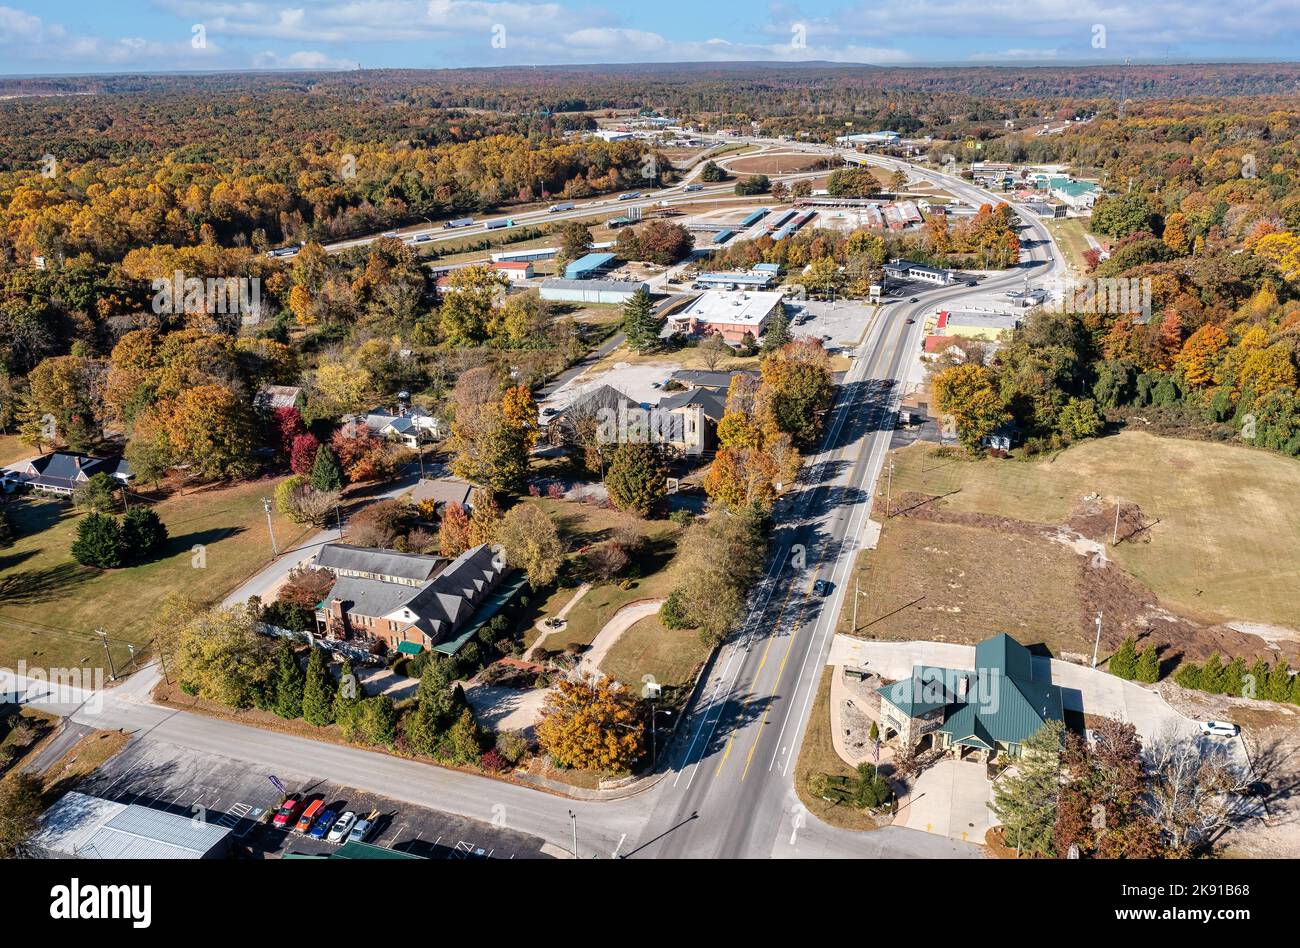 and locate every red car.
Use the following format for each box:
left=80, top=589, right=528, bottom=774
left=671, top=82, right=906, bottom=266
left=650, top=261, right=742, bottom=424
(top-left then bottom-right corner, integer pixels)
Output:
left=272, top=796, right=301, bottom=829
